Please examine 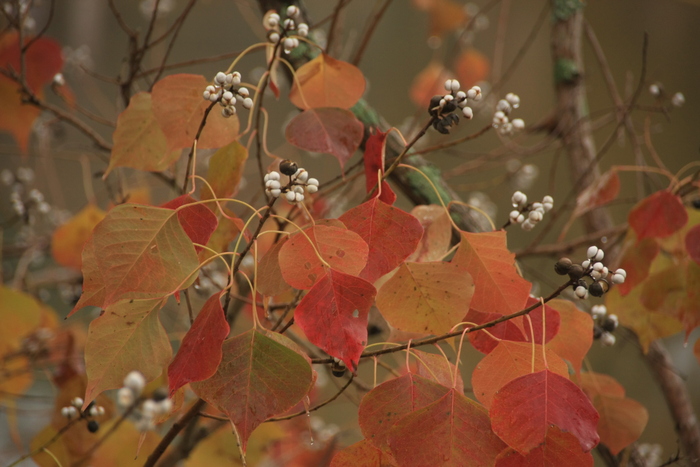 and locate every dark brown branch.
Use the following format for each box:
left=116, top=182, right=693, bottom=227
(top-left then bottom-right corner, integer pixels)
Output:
left=266, top=375, right=355, bottom=422
left=350, top=0, right=394, bottom=66
left=143, top=398, right=207, bottom=467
